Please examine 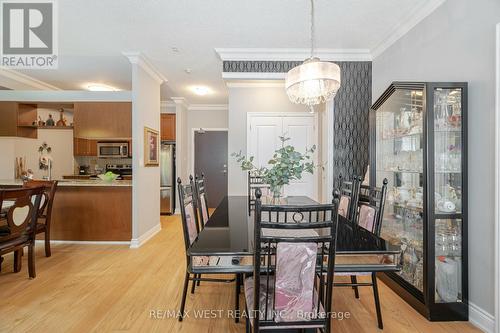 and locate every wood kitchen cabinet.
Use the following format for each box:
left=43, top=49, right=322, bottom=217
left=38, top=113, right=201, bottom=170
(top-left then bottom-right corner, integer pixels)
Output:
left=74, top=102, right=131, bottom=139
left=161, top=114, right=176, bottom=141
left=0, top=102, right=38, bottom=138
left=73, top=137, right=98, bottom=156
